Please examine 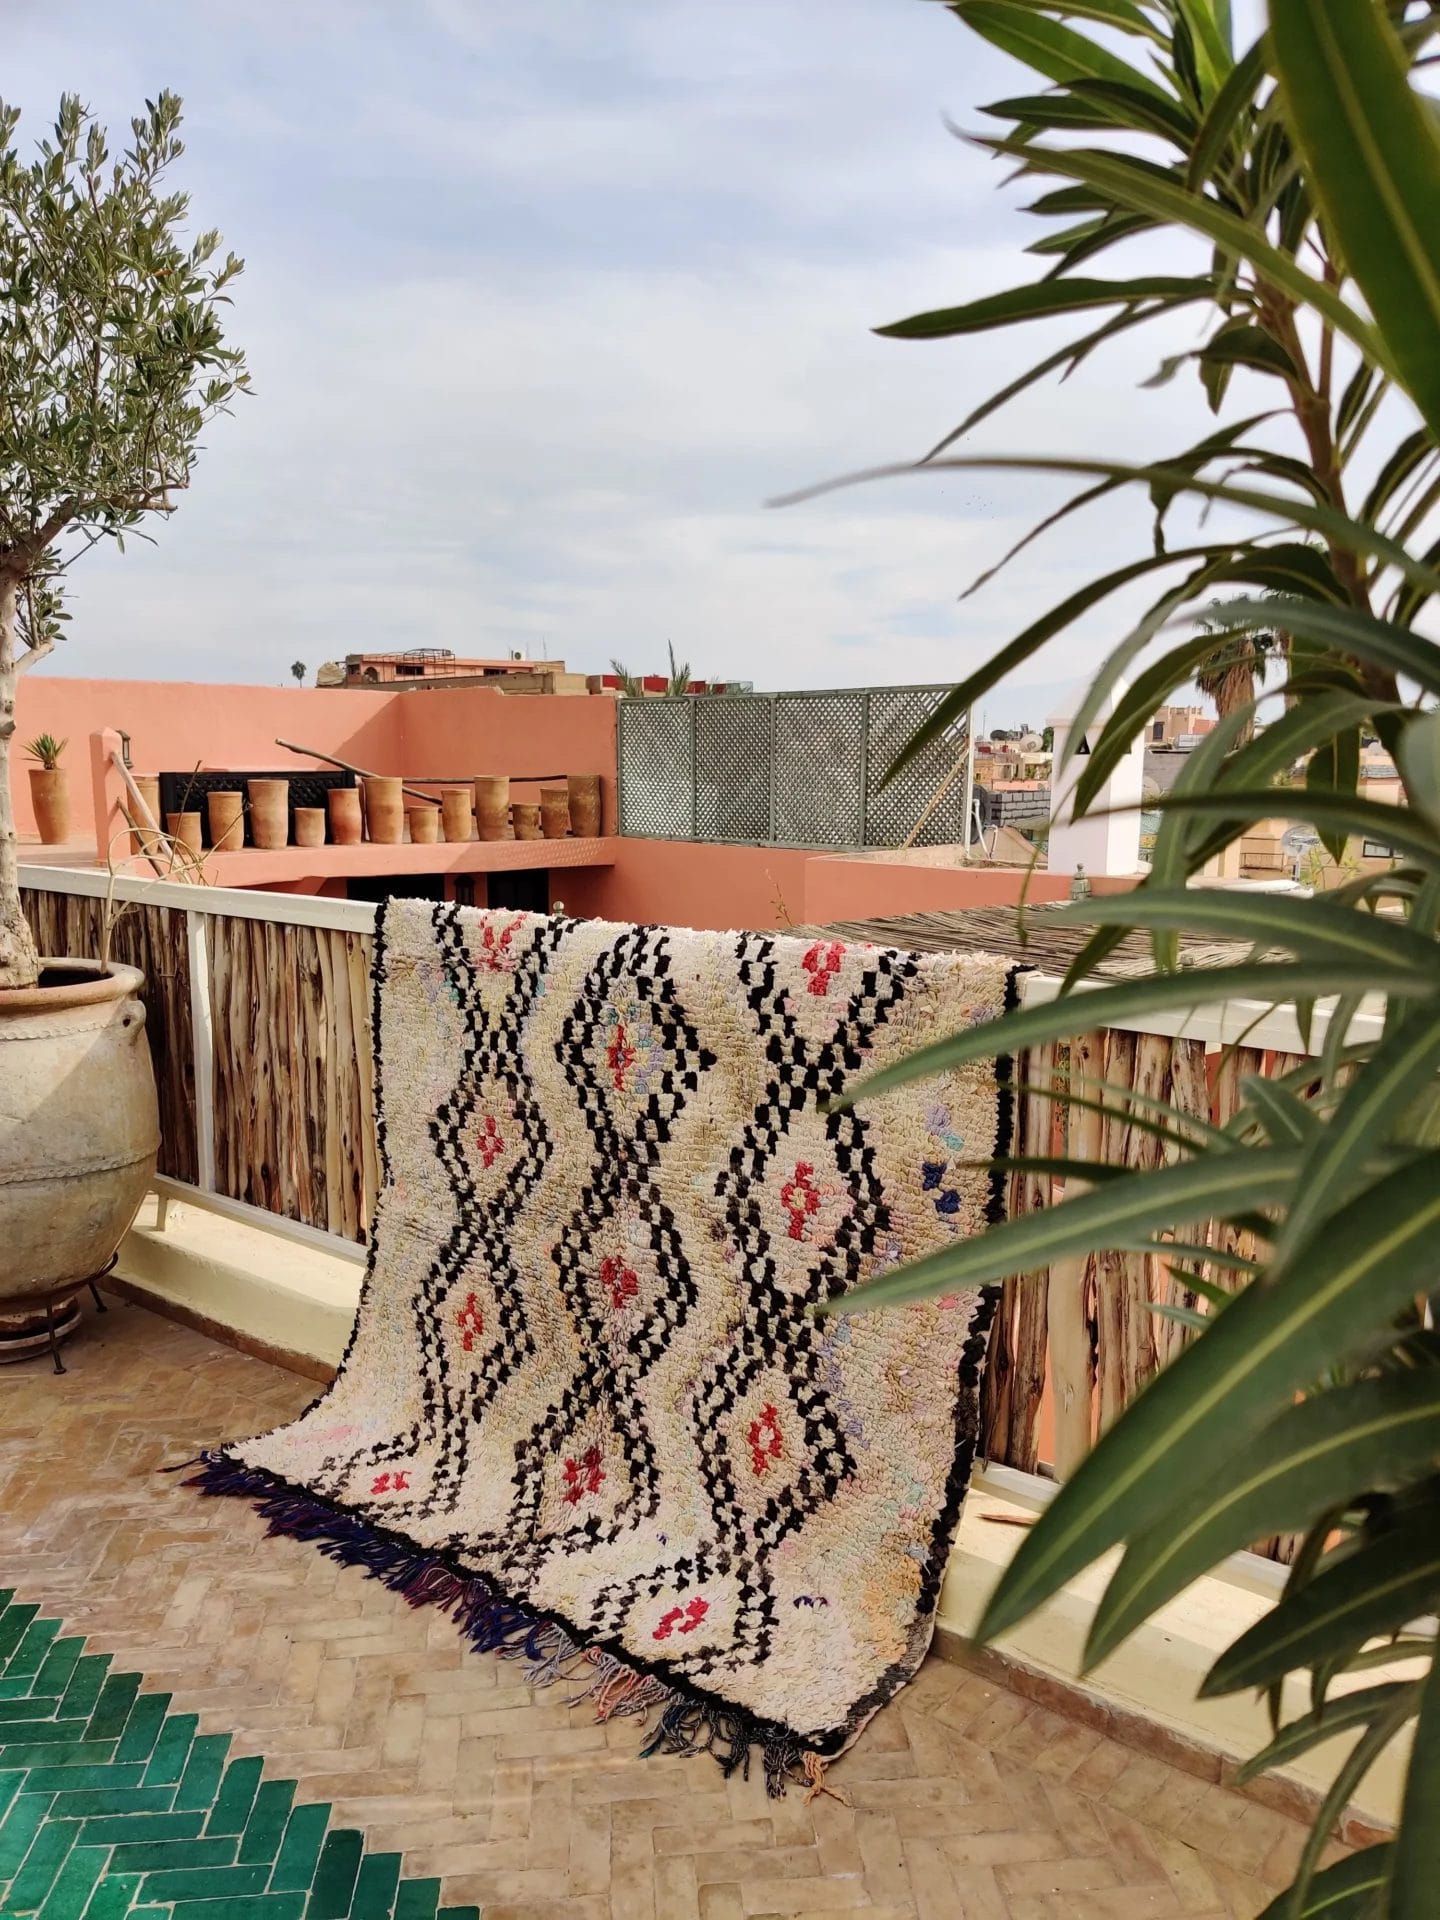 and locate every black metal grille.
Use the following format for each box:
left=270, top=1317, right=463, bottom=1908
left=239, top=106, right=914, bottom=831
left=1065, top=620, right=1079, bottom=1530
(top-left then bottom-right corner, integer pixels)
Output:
left=617, top=686, right=973, bottom=849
